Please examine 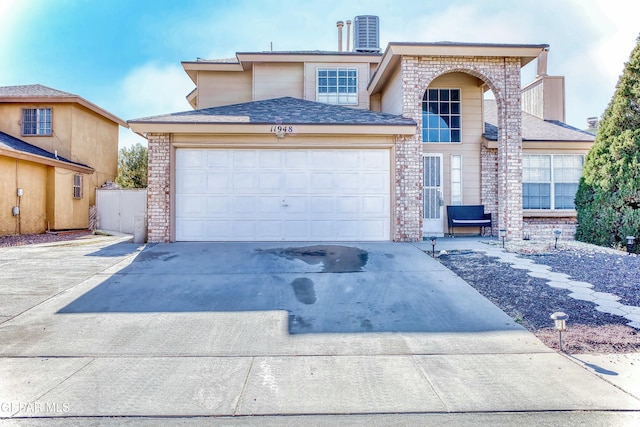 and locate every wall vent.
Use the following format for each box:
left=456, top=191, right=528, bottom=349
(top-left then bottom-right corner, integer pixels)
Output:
left=353, top=15, right=380, bottom=52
